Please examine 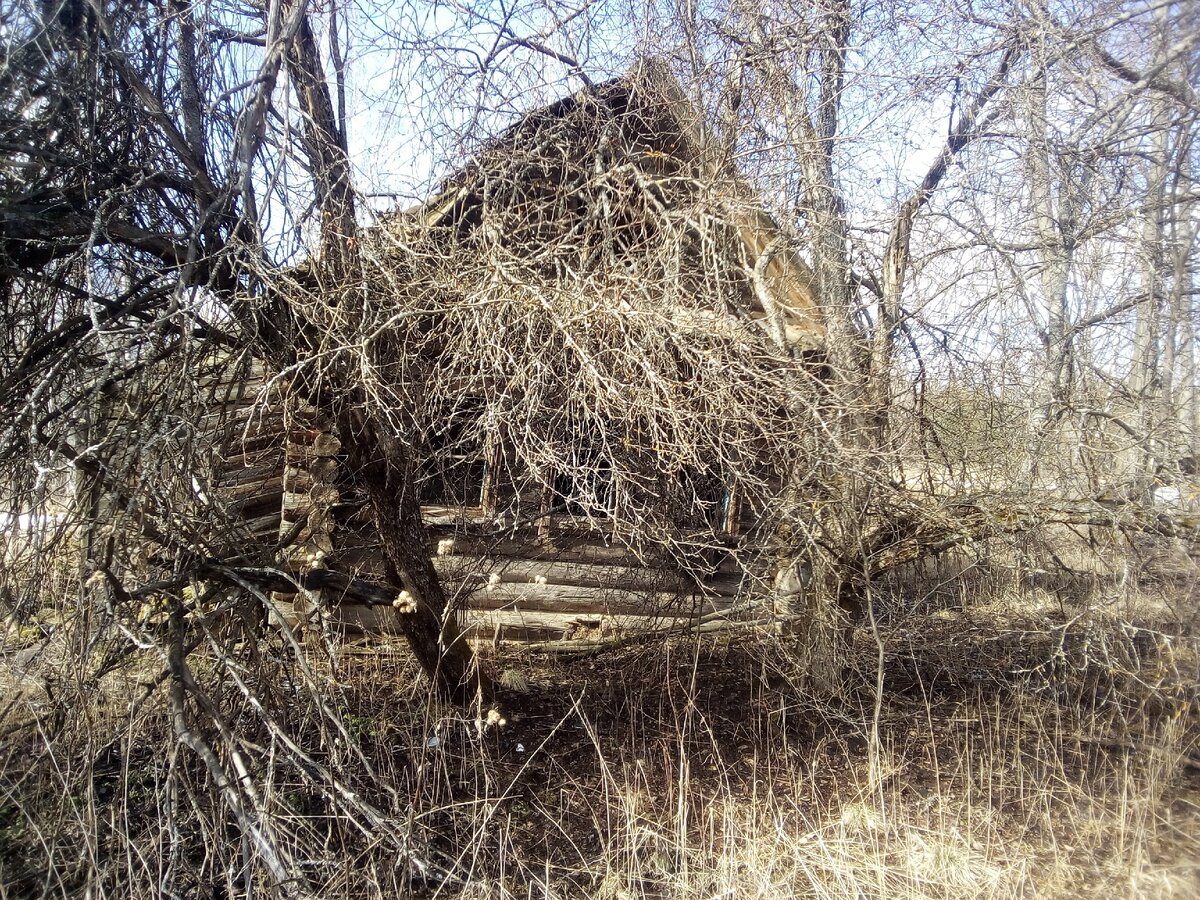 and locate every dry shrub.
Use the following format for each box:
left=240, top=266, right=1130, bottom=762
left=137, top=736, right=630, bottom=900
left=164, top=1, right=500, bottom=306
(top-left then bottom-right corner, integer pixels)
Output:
left=2, top=529, right=1197, bottom=898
